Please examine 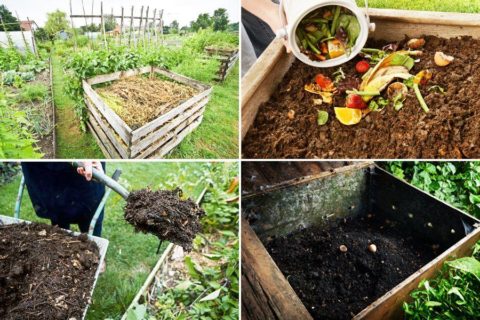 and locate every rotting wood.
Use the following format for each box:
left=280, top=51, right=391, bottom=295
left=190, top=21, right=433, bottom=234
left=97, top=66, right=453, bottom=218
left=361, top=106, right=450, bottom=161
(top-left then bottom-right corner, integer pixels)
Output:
left=241, top=9, right=480, bottom=141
